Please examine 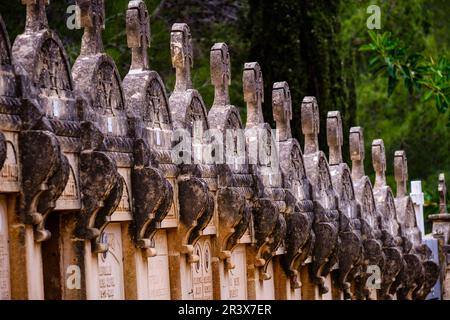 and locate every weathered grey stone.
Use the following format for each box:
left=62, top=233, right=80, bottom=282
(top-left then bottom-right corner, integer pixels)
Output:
left=349, top=126, right=384, bottom=300
left=371, top=139, right=404, bottom=299
left=327, top=111, right=363, bottom=300
left=301, top=96, right=339, bottom=295
left=273, top=81, right=314, bottom=290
